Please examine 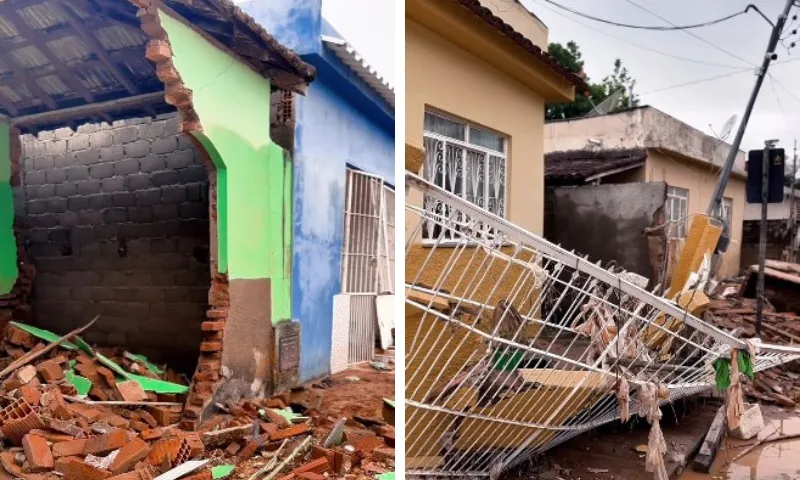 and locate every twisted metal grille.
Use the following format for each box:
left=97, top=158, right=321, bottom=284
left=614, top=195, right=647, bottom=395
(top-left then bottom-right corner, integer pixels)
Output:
left=405, top=173, right=800, bottom=478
